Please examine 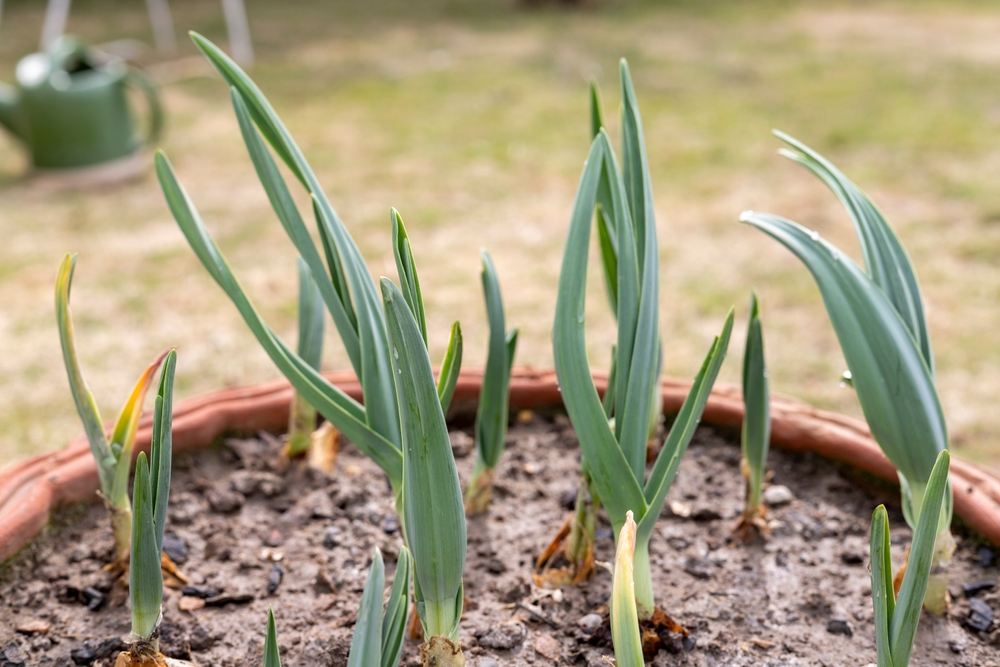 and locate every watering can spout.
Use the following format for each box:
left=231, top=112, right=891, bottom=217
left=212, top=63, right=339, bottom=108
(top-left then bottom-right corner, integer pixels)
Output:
left=0, top=82, right=23, bottom=141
